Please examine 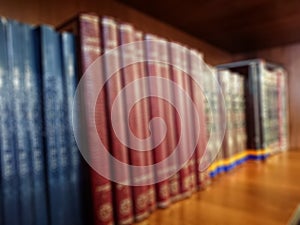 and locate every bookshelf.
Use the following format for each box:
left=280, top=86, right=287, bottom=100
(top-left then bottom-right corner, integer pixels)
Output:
left=1, top=0, right=297, bottom=149
left=0, top=1, right=297, bottom=225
